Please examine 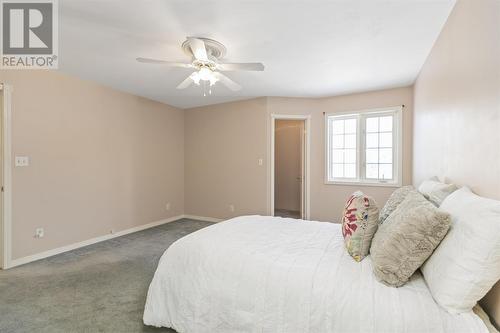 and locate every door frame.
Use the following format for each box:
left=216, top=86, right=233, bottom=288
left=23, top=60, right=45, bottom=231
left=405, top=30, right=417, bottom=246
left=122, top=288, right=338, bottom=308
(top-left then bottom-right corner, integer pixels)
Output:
left=269, top=114, right=311, bottom=220
left=0, top=83, right=12, bottom=269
